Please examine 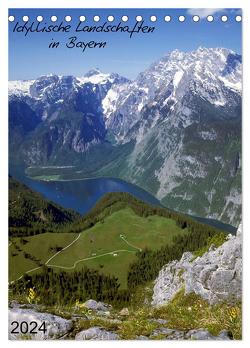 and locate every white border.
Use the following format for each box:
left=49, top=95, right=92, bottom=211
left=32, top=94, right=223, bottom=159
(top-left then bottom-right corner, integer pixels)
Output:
left=1, top=0, right=249, bottom=347
left=1, top=0, right=247, bottom=9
